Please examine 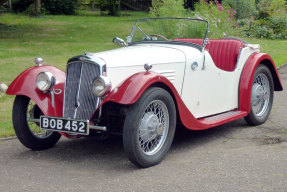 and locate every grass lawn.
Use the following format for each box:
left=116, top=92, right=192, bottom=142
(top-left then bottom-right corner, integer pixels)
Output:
left=0, top=12, right=286, bottom=138
left=246, top=38, right=287, bottom=67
